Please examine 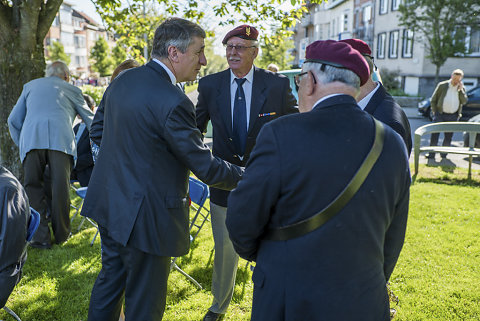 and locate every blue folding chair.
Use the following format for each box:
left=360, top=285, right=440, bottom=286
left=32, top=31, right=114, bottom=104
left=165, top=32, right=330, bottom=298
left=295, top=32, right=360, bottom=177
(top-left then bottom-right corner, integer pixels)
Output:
left=69, top=182, right=99, bottom=246
left=171, top=177, right=210, bottom=289
left=2, top=208, right=40, bottom=321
